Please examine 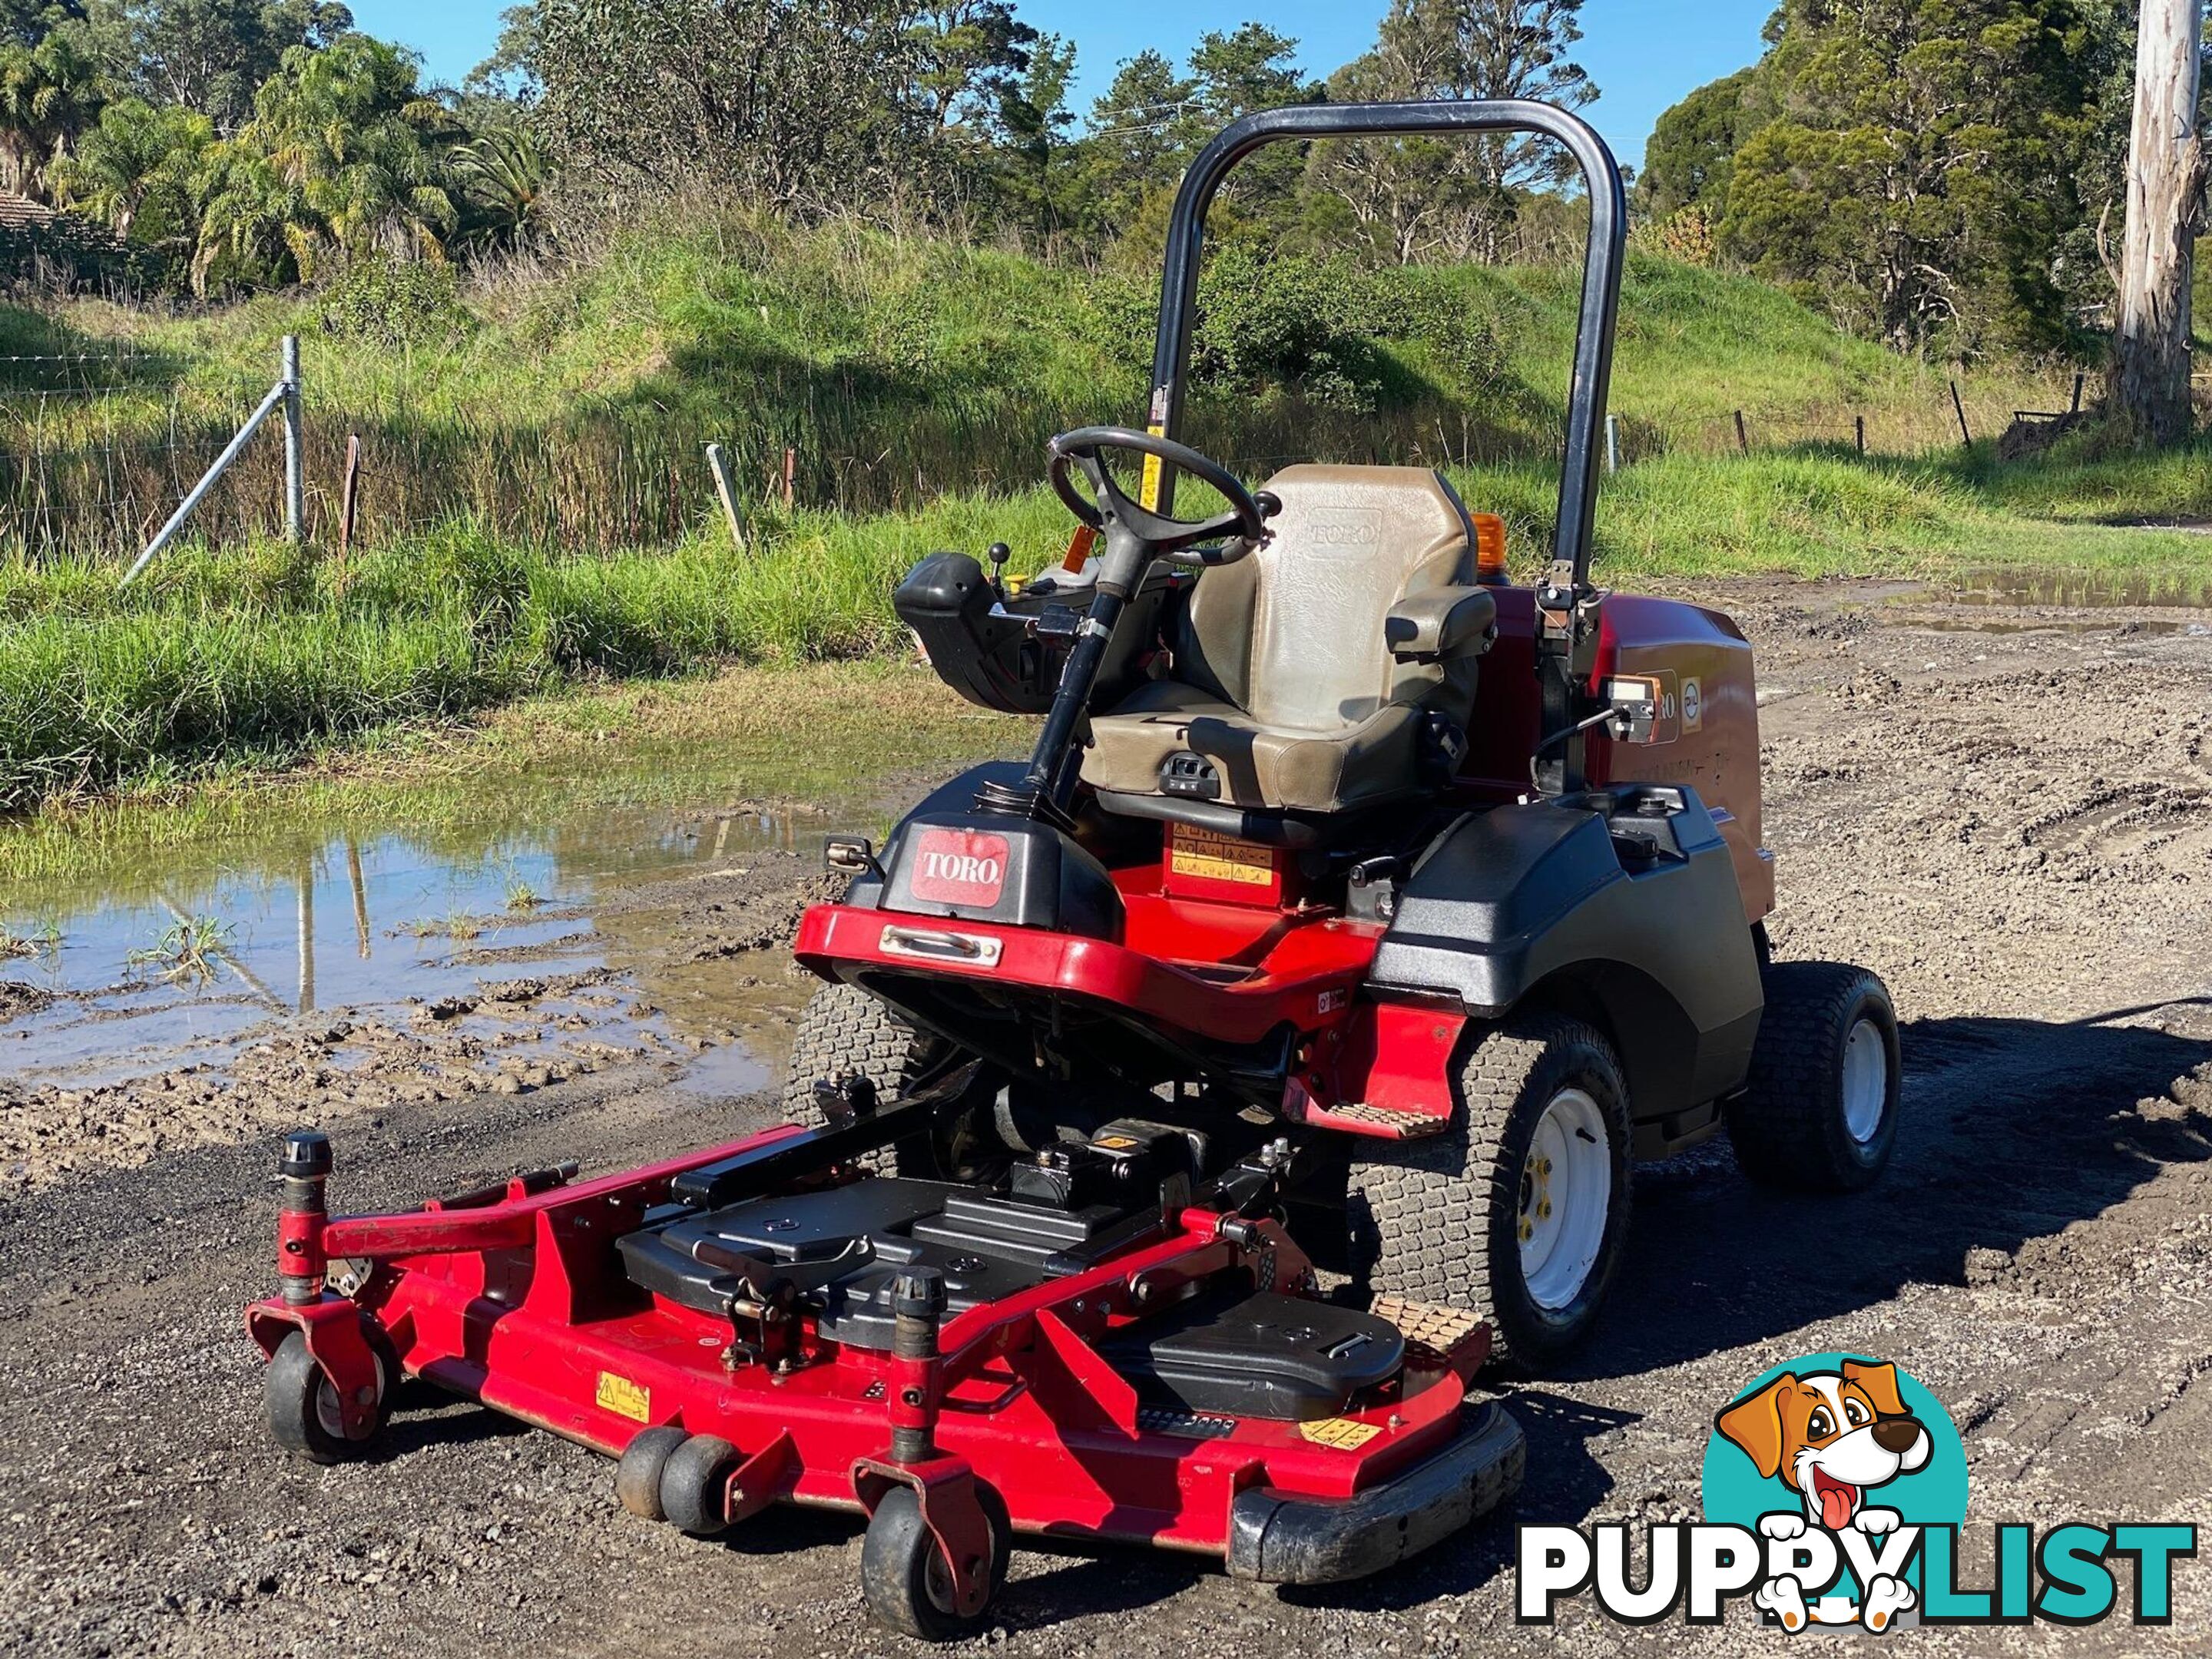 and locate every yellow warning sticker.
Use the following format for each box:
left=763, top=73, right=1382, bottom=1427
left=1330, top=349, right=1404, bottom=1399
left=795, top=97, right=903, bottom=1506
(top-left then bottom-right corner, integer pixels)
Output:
left=1299, top=1418, right=1385, bottom=1451
left=1170, top=825, right=1274, bottom=888
left=595, top=1371, right=652, bottom=1423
